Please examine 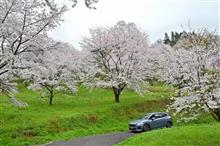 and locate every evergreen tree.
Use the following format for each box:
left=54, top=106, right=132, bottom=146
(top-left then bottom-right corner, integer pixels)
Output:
left=163, top=31, right=183, bottom=46
left=163, top=33, right=171, bottom=45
